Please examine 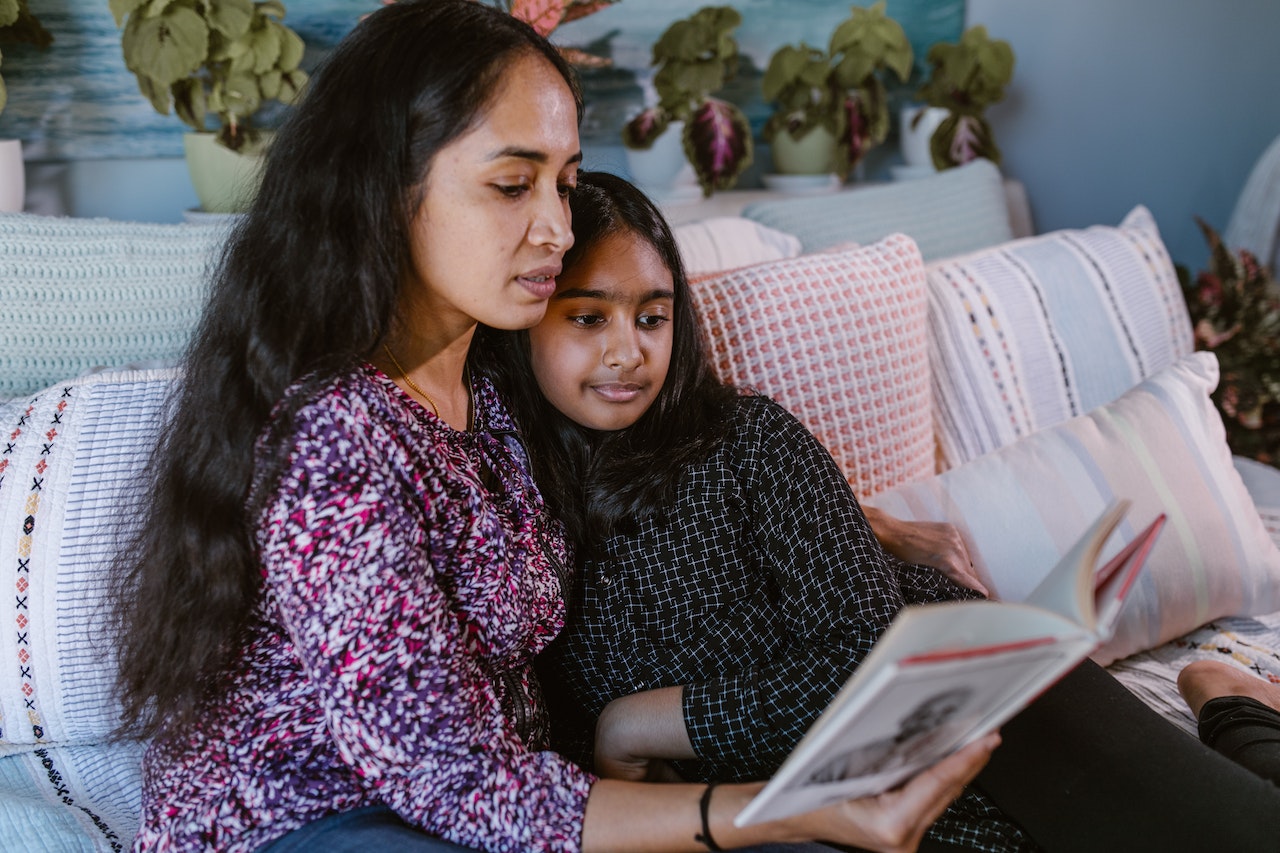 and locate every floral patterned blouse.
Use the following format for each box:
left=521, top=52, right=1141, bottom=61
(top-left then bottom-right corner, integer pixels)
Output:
left=132, top=363, right=593, bottom=853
